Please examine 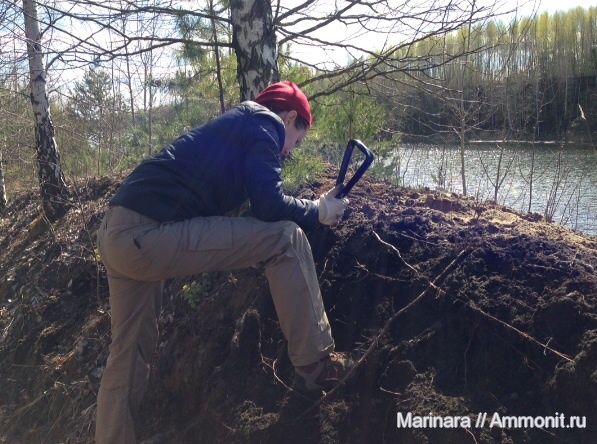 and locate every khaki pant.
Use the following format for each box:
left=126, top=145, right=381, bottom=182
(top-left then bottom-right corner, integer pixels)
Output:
left=95, top=206, right=334, bottom=443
